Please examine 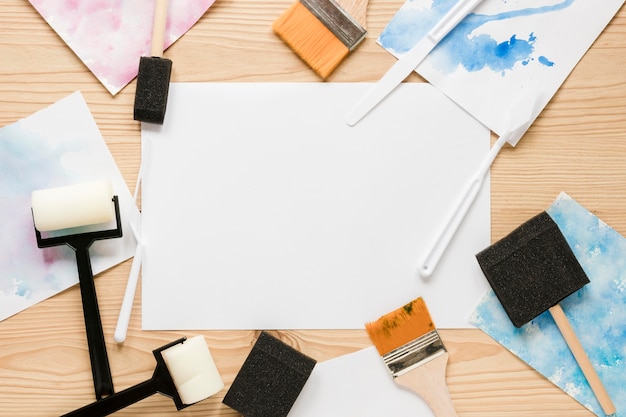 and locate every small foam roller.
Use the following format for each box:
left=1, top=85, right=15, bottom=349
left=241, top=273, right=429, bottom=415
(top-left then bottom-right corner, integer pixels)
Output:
left=222, top=331, right=316, bottom=417
left=31, top=180, right=115, bottom=232
left=161, top=335, right=224, bottom=405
